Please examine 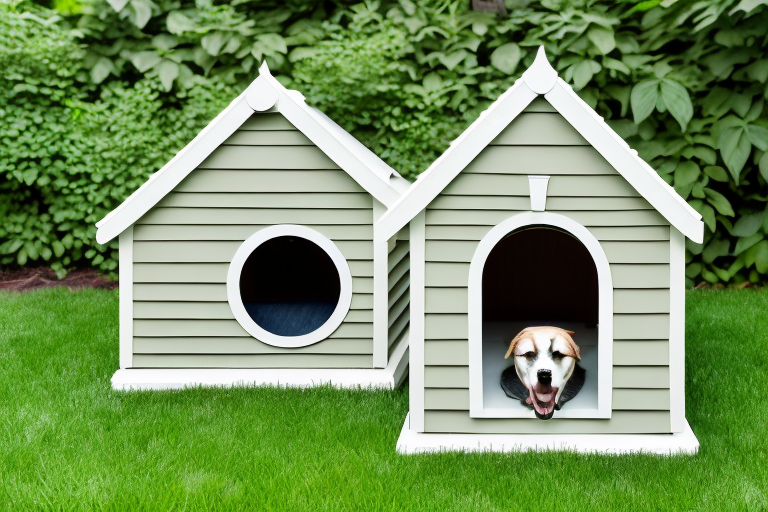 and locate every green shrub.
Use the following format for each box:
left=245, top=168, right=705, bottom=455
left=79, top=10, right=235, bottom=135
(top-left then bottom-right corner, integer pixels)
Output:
left=288, top=0, right=768, bottom=287
left=0, top=1, right=235, bottom=277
